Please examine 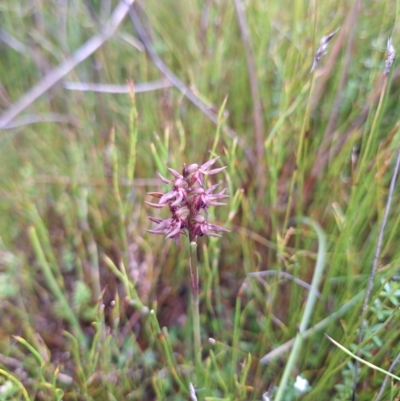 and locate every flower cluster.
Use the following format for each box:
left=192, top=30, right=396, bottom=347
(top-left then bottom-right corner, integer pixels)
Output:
left=146, top=157, right=229, bottom=243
